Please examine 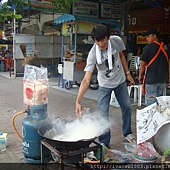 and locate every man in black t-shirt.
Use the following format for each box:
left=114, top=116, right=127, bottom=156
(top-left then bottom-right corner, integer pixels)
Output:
left=139, top=28, right=170, bottom=106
